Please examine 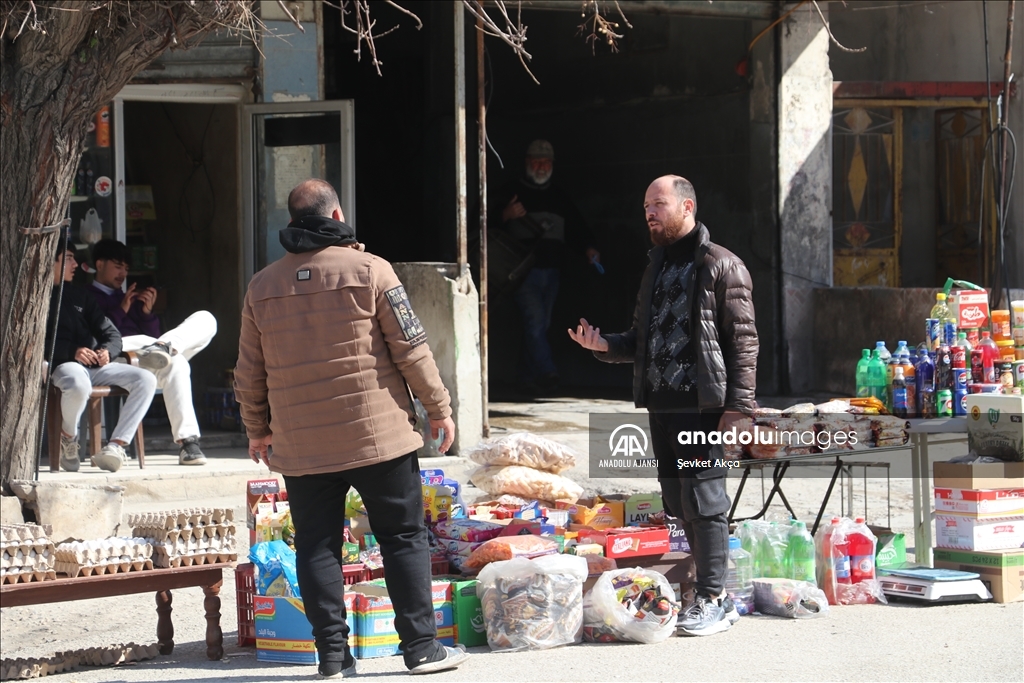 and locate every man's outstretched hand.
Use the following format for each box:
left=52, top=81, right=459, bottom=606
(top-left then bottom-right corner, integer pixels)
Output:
left=429, top=416, right=456, bottom=454
left=568, top=318, right=609, bottom=353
